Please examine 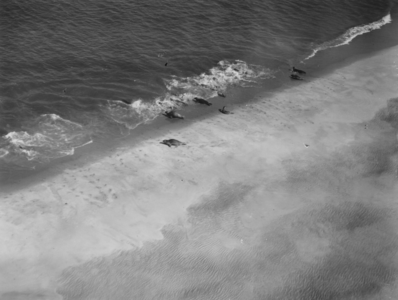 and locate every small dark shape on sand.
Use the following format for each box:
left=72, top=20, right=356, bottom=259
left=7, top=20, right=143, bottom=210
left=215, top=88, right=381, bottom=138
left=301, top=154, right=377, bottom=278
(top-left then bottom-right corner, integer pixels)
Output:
left=162, top=110, right=184, bottom=119
left=217, top=91, right=226, bottom=98
left=219, top=106, right=234, bottom=115
left=63, top=88, right=67, bottom=93
left=292, top=66, right=306, bottom=75
left=165, top=62, right=168, bottom=66
left=193, top=97, right=212, bottom=106
left=290, top=74, right=303, bottom=81
left=160, top=139, right=186, bottom=147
